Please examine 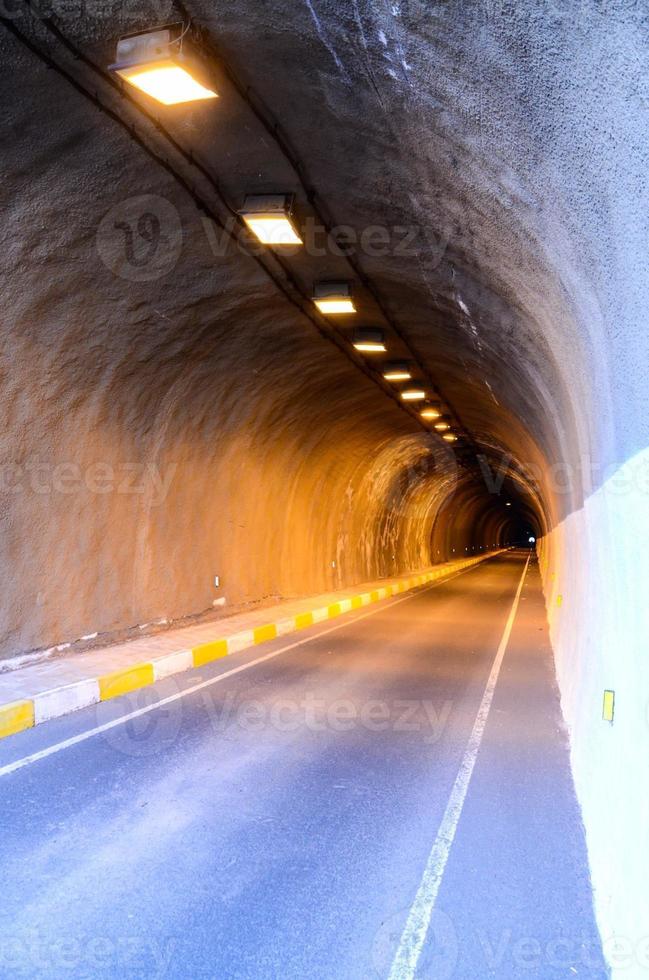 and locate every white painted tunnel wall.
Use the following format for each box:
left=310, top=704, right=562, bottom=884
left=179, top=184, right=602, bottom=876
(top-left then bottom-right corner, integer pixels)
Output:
left=539, top=449, right=649, bottom=978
